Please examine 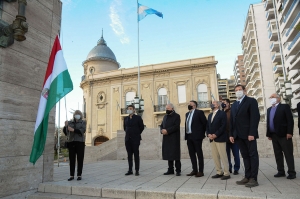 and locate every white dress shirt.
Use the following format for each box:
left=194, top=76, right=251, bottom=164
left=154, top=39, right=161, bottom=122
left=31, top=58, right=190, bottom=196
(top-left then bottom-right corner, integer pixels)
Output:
left=186, top=109, right=195, bottom=134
